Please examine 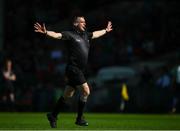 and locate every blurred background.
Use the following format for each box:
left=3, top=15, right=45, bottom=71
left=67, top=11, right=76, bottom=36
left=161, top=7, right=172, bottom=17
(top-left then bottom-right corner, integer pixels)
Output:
left=0, top=0, right=180, bottom=113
